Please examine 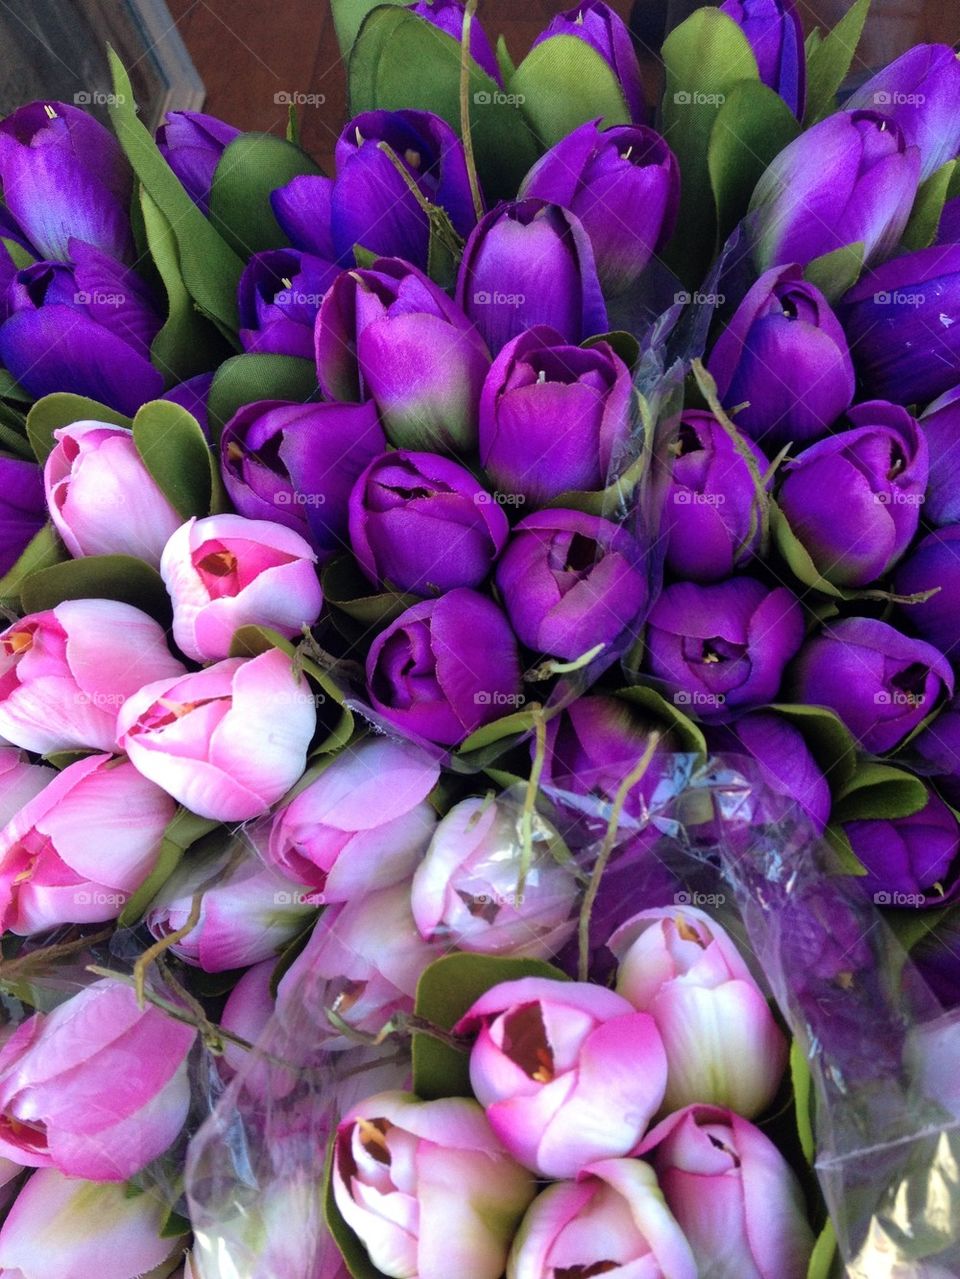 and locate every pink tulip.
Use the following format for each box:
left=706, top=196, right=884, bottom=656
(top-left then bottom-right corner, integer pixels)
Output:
left=259, top=738, right=439, bottom=899
left=639, top=1104, right=815, bottom=1278
left=411, top=796, right=578, bottom=958
left=0, top=979, right=195, bottom=1181
left=609, top=905, right=787, bottom=1117
left=0, top=747, right=53, bottom=827
left=220, top=959, right=276, bottom=1074
left=332, top=1090, right=536, bottom=1279
left=507, top=1158, right=697, bottom=1279
left=45, top=420, right=183, bottom=566
left=455, top=977, right=667, bottom=1178
left=0, top=599, right=185, bottom=755
left=116, top=649, right=316, bottom=820
left=0, top=1168, right=185, bottom=1279
left=0, top=753, right=175, bottom=935
left=160, top=513, right=323, bottom=662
